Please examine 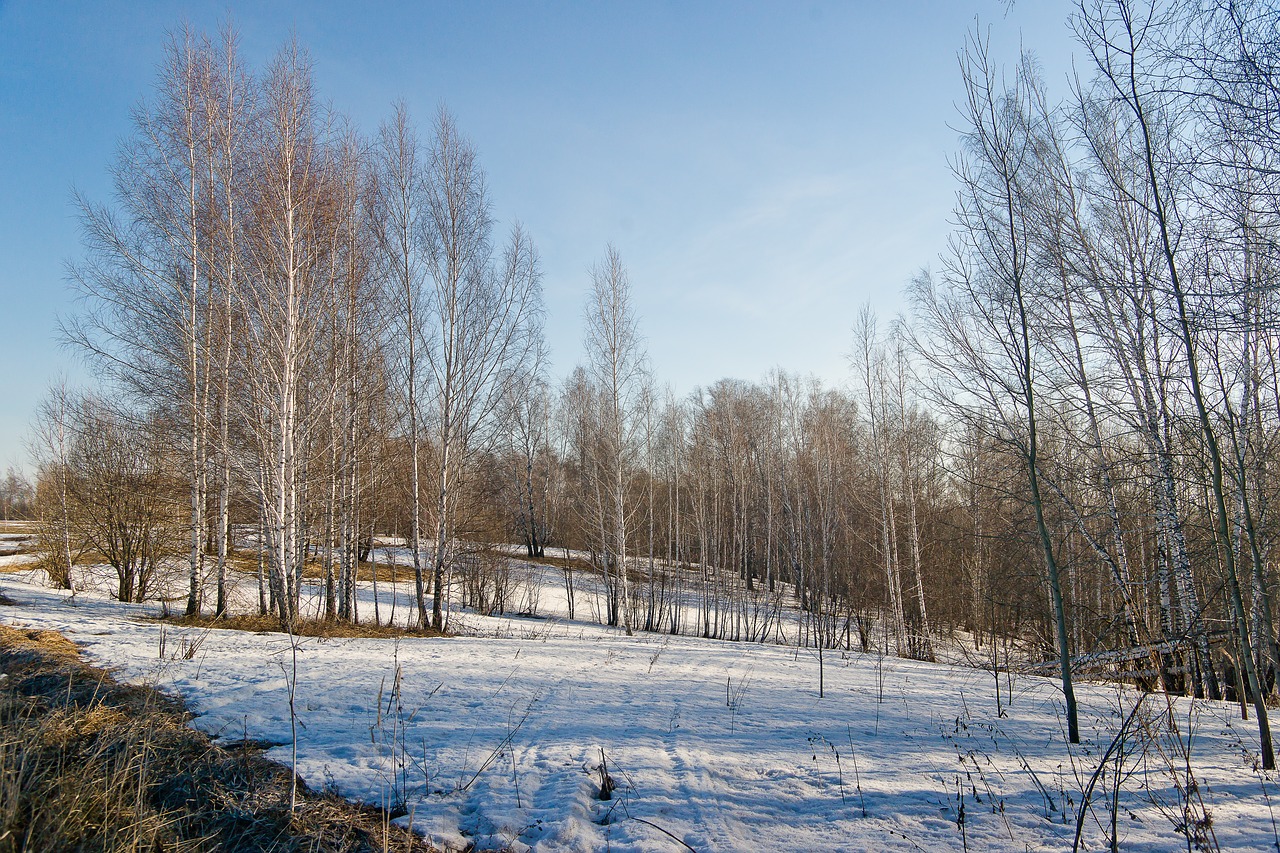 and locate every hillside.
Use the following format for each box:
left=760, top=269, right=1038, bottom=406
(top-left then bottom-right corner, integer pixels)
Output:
left=0, top=561, right=1275, bottom=852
